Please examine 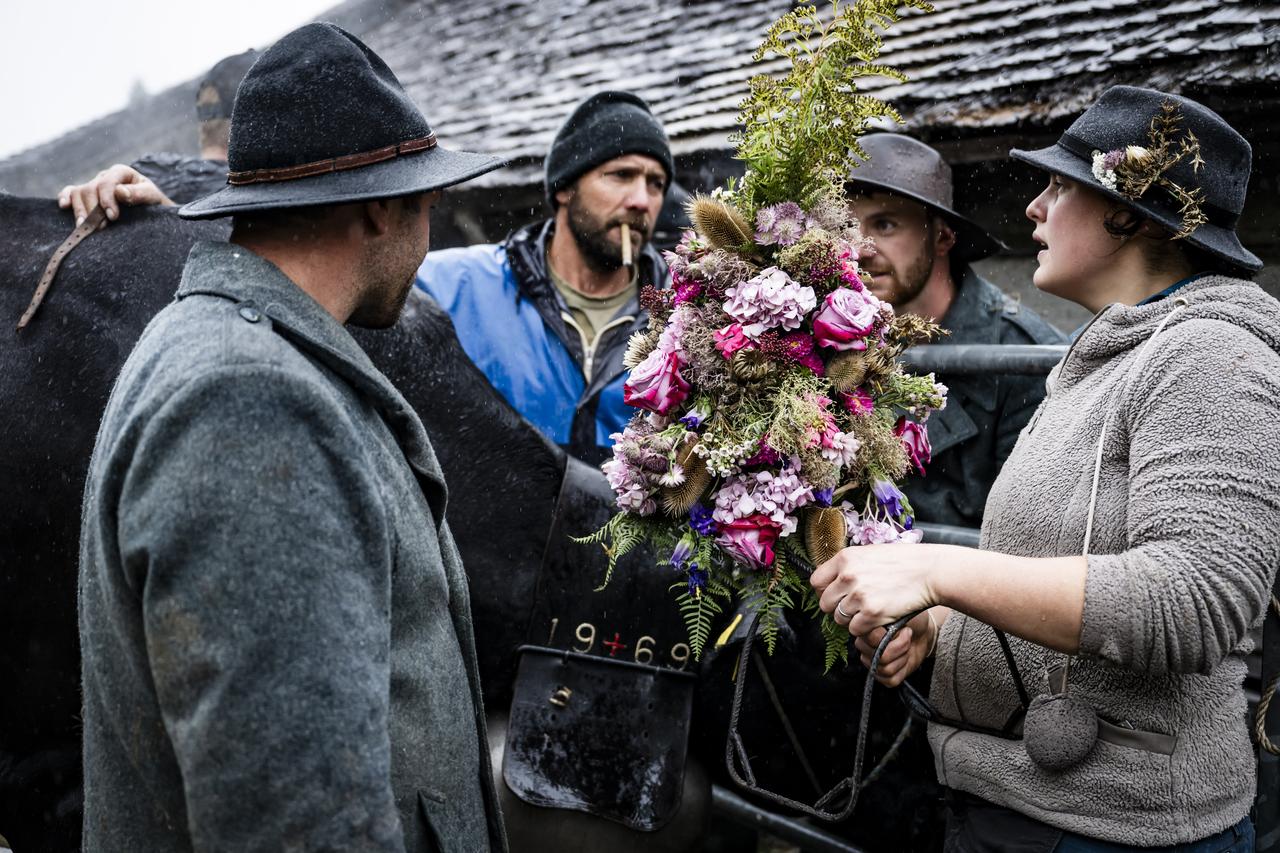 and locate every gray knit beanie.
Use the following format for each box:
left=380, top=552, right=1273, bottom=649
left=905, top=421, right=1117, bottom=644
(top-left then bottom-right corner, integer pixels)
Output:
left=544, top=91, right=673, bottom=208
